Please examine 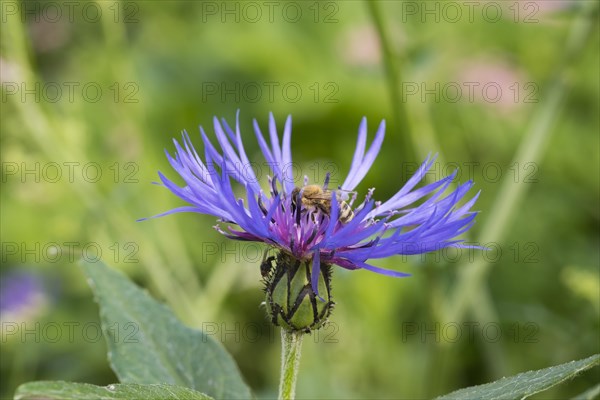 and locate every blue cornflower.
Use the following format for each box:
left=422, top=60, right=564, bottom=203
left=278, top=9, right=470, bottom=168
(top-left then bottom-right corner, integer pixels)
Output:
left=149, top=111, right=479, bottom=280
left=0, top=270, right=48, bottom=326
left=146, top=112, right=480, bottom=331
